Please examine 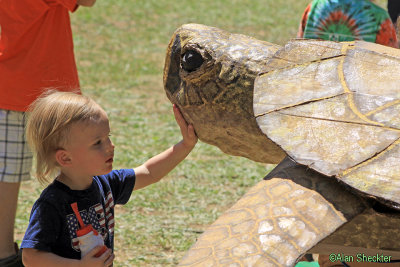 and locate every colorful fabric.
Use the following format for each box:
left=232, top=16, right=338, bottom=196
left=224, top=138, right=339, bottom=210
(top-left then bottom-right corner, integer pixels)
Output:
left=0, top=109, right=32, bottom=182
left=21, top=169, right=136, bottom=259
left=0, top=0, right=80, bottom=111
left=297, top=0, right=398, bottom=48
